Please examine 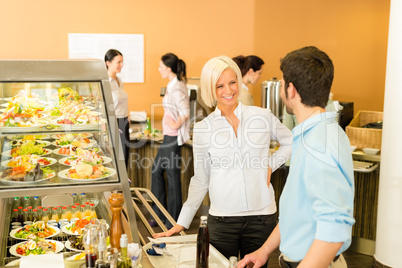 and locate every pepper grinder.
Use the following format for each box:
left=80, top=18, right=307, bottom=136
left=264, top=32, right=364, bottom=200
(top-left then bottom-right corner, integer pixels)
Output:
left=108, top=192, right=125, bottom=249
